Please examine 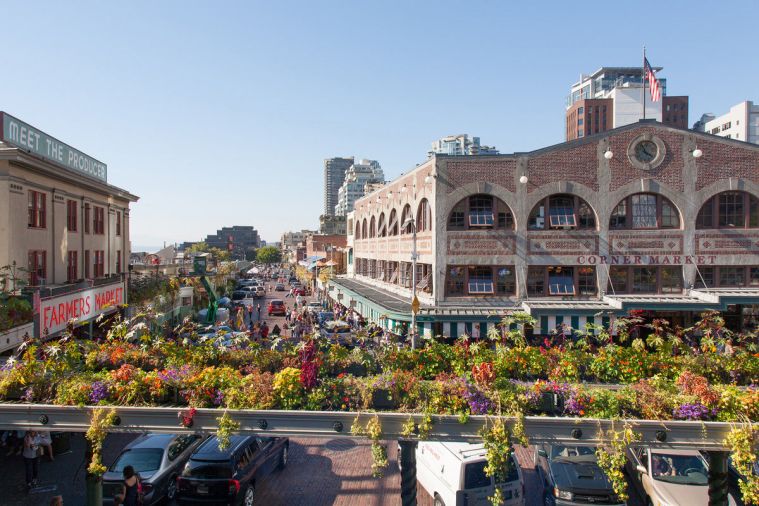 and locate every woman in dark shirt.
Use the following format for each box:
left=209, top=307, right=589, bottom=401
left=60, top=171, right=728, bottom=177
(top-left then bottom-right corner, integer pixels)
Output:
left=114, top=465, right=140, bottom=506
